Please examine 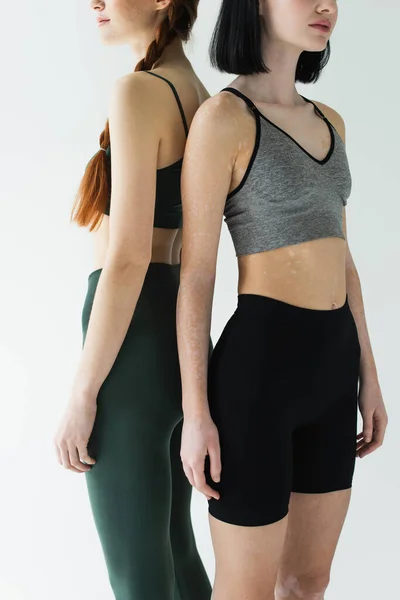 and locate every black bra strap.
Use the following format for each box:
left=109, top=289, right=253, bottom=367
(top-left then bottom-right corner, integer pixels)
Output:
left=222, top=87, right=259, bottom=114
left=225, top=88, right=331, bottom=127
left=300, top=95, right=329, bottom=122
left=145, top=71, right=189, bottom=137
